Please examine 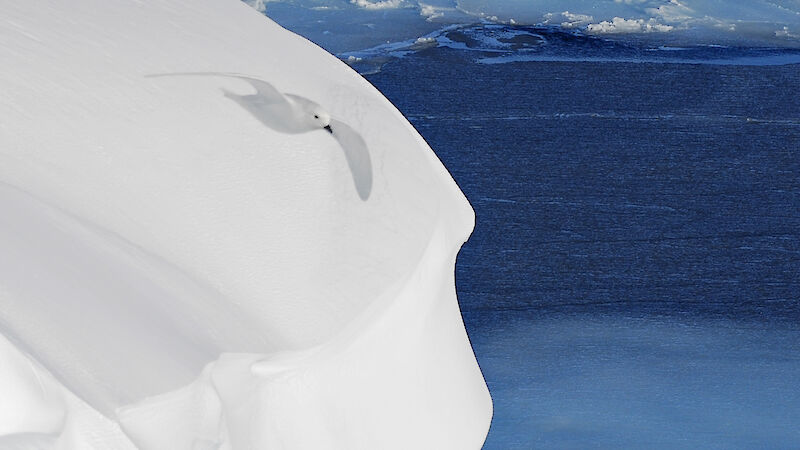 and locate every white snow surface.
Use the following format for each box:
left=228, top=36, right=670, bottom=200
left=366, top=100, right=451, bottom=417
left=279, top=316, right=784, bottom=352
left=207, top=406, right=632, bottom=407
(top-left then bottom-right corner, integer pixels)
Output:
left=0, top=0, right=491, bottom=448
